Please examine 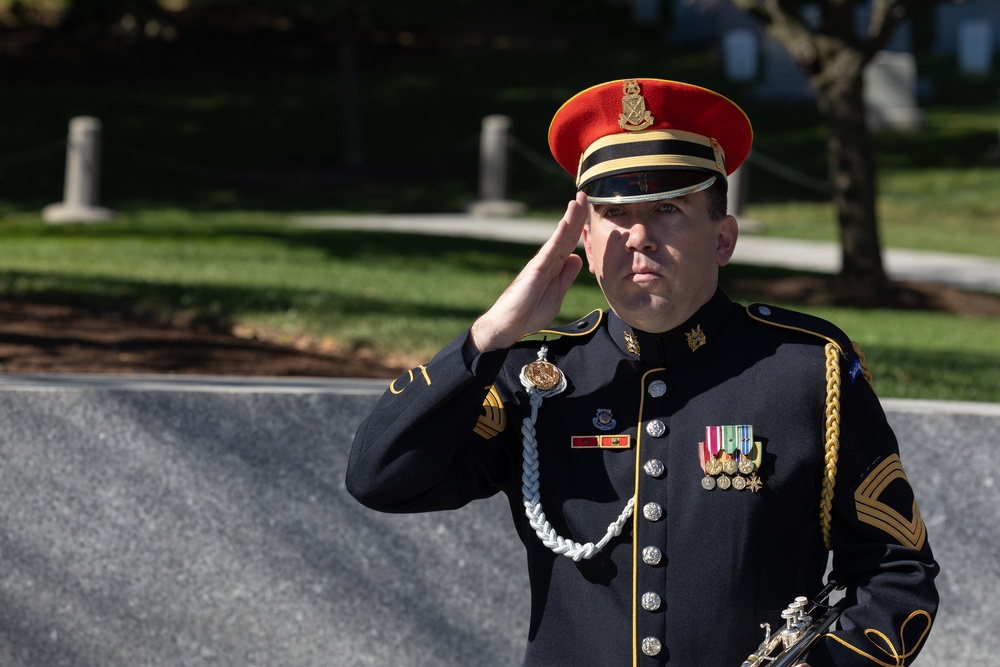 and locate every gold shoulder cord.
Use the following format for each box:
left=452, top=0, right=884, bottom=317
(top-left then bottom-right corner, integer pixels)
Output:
left=820, top=343, right=841, bottom=550
left=820, top=341, right=873, bottom=549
